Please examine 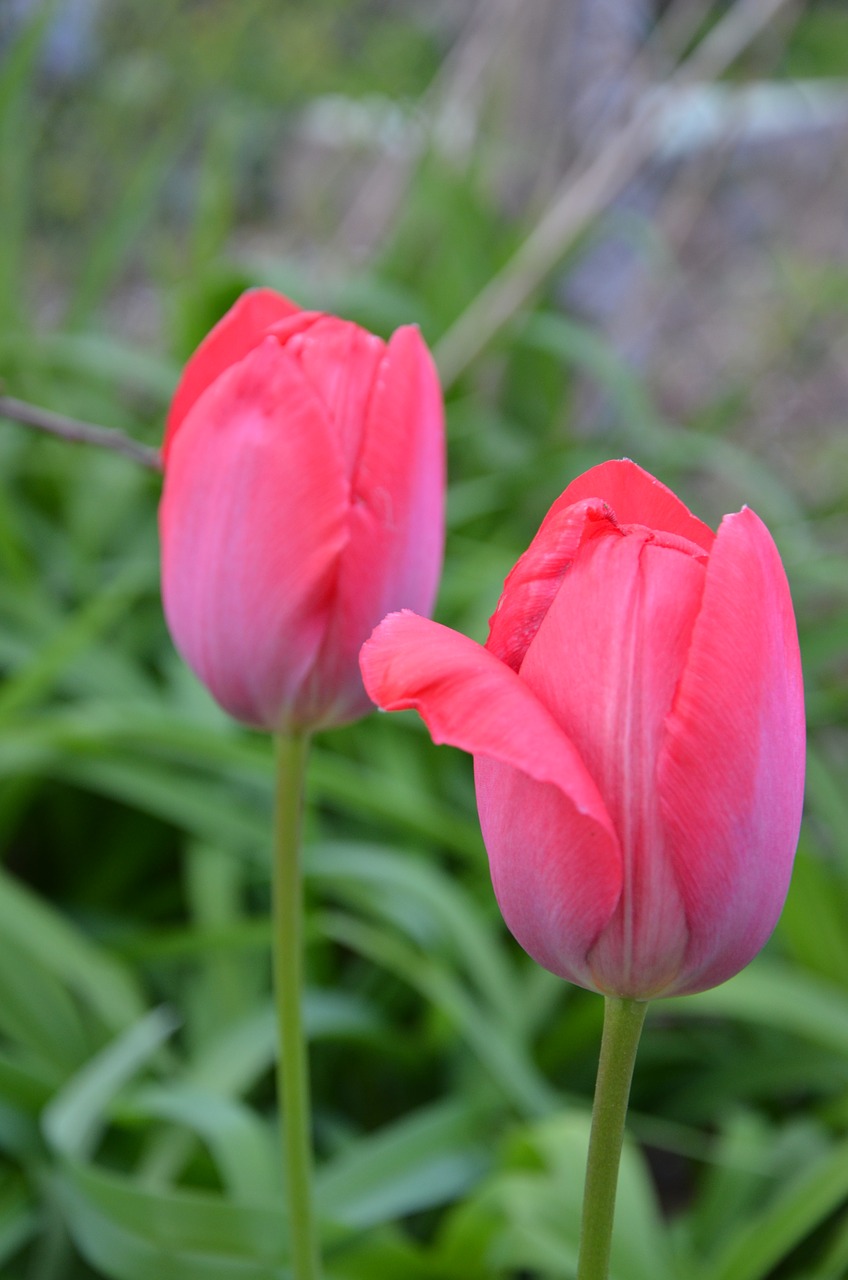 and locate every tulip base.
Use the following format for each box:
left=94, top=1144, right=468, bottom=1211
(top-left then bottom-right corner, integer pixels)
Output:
left=272, top=733, right=322, bottom=1280
left=576, top=996, right=648, bottom=1280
